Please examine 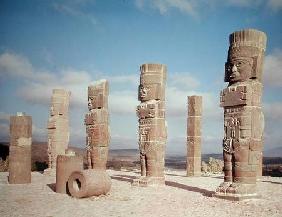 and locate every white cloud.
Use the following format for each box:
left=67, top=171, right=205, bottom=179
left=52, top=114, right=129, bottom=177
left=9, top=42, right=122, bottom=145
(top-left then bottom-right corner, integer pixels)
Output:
left=53, top=0, right=98, bottom=25
left=109, top=90, right=137, bottom=115
left=225, top=0, right=262, bottom=7
left=264, top=50, right=282, bottom=87
left=0, top=52, right=33, bottom=78
left=267, top=0, right=282, bottom=11
left=135, top=0, right=197, bottom=17
left=0, top=112, right=10, bottom=121
left=169, top=73, right=200, bottom=89
left=264, top=102, right=282, bottom=120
